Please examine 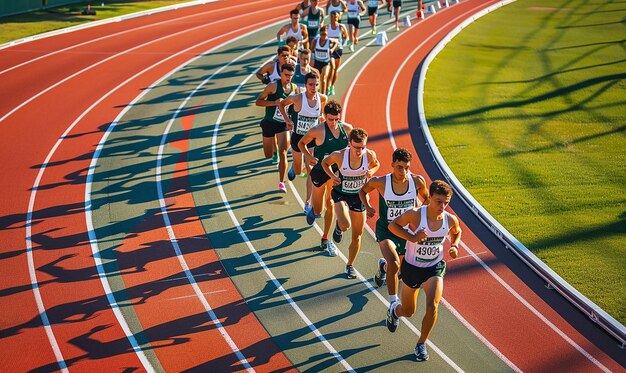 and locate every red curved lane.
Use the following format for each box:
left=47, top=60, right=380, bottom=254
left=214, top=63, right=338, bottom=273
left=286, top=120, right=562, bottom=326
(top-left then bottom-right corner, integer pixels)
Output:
left=0, top=2, right=296, bottom=371
left=343, top=0, right=623, bottom=372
